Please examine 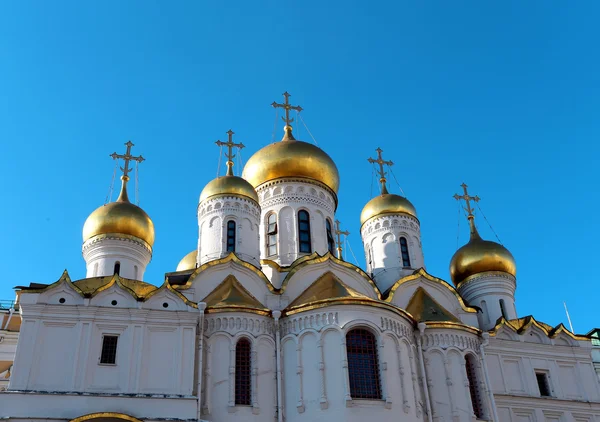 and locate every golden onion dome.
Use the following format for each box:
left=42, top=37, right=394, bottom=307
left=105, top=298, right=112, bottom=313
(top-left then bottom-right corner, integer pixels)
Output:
left=83, top=177, right=155, bottom=247
left=199, top=175, right=258, bottom=203
left=450, top=220, right=516, bottom=285
left=360, top=191, right=418, bottom=226
left=176, top=250, right=198, bottom=271
left=242, top=127, right=340, bottom=194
